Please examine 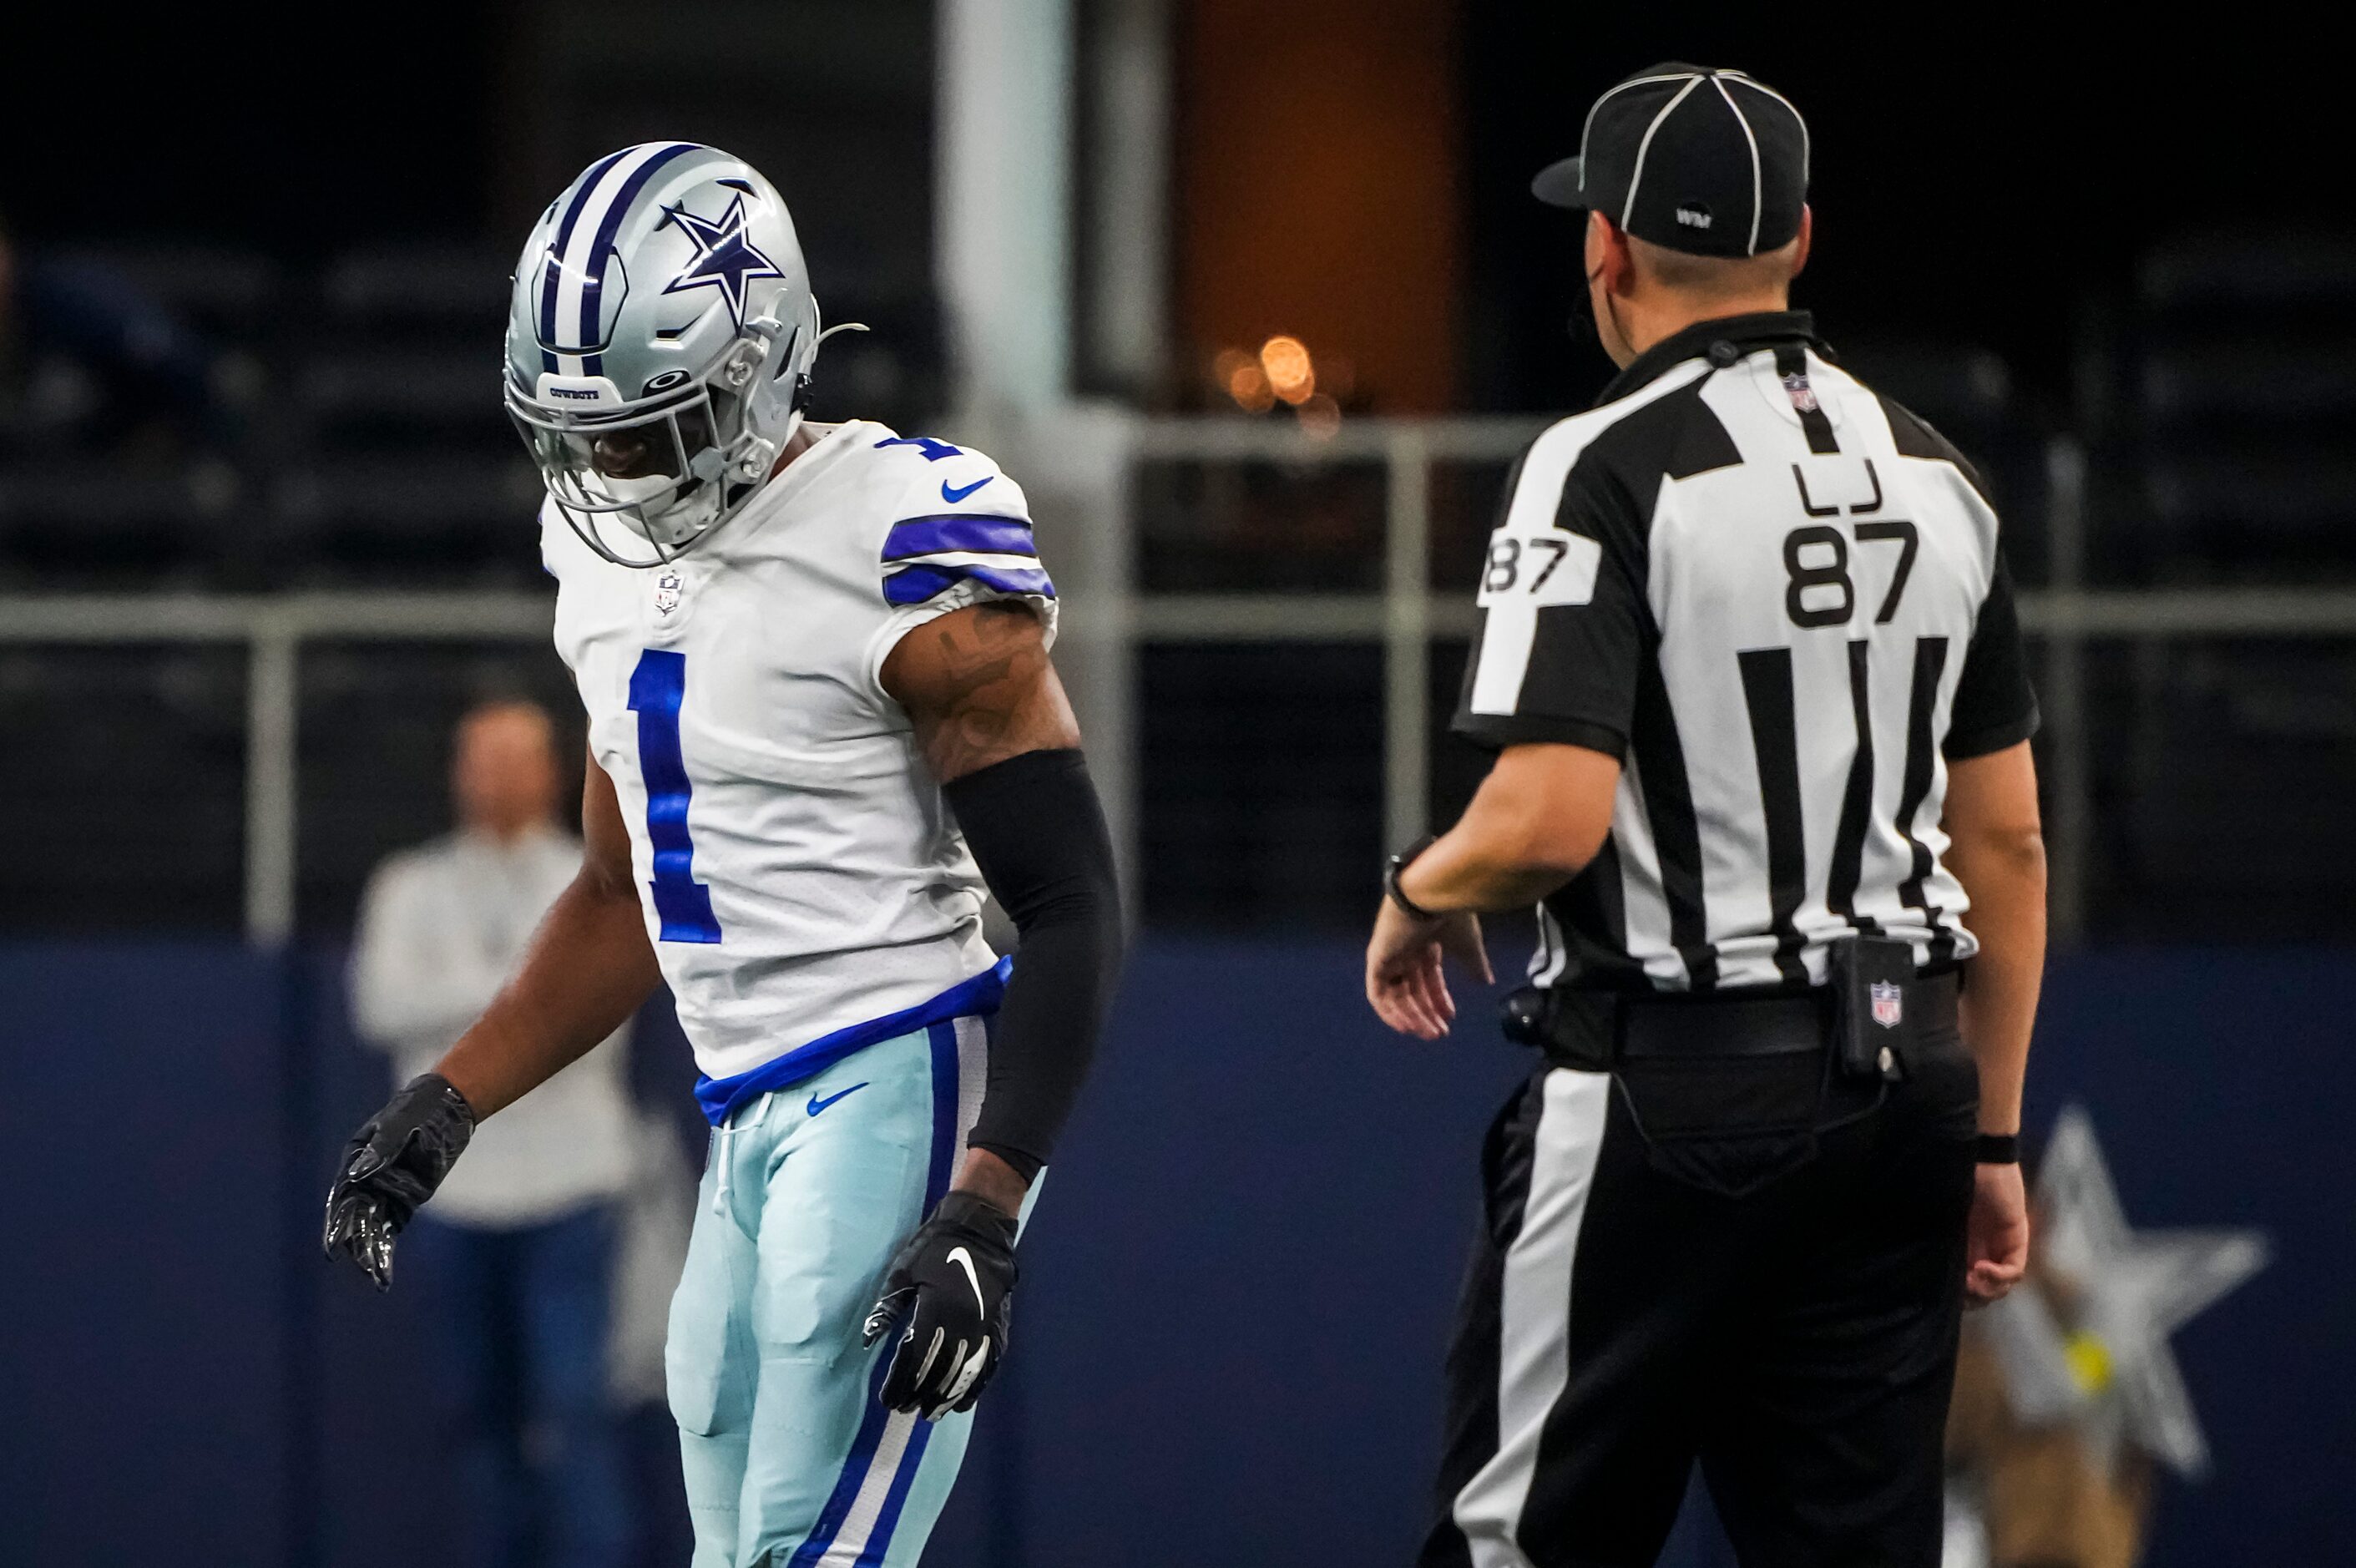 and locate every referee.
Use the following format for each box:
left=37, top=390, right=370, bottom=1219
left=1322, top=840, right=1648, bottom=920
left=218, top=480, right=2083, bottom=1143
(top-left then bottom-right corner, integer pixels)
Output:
left=1366, top=63, right=2045, bottom=1567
